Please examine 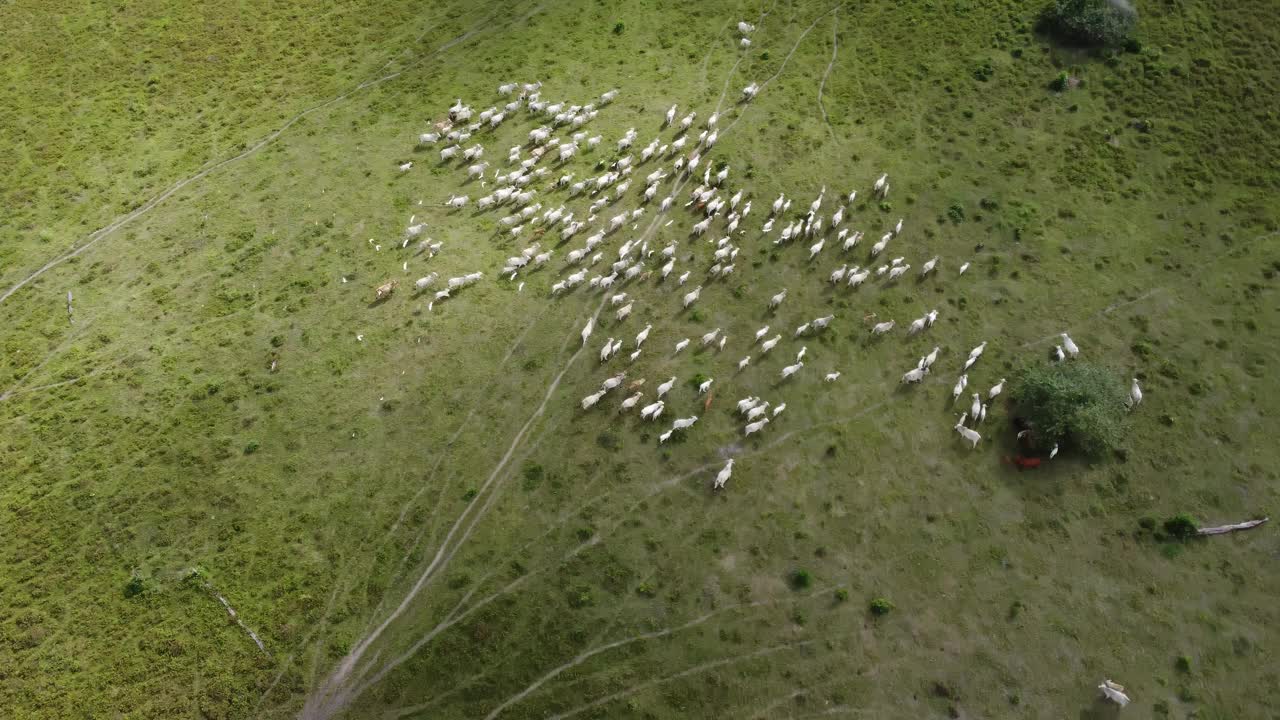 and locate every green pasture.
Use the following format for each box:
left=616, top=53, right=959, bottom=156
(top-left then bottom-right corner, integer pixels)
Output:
left=1, top=0, right=1277, bottom=718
